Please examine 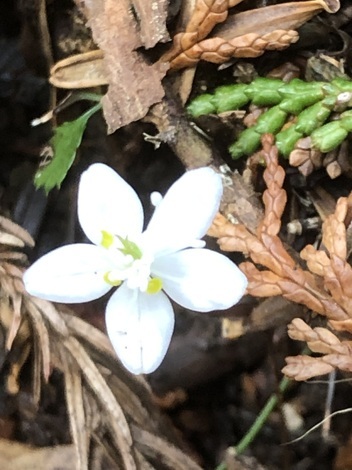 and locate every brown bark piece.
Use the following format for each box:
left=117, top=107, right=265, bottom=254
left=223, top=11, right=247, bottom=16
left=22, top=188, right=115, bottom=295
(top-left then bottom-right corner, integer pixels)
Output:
left=132, top=0, right=170, bottom=48
left=84, top=0, right=168, bottom=133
